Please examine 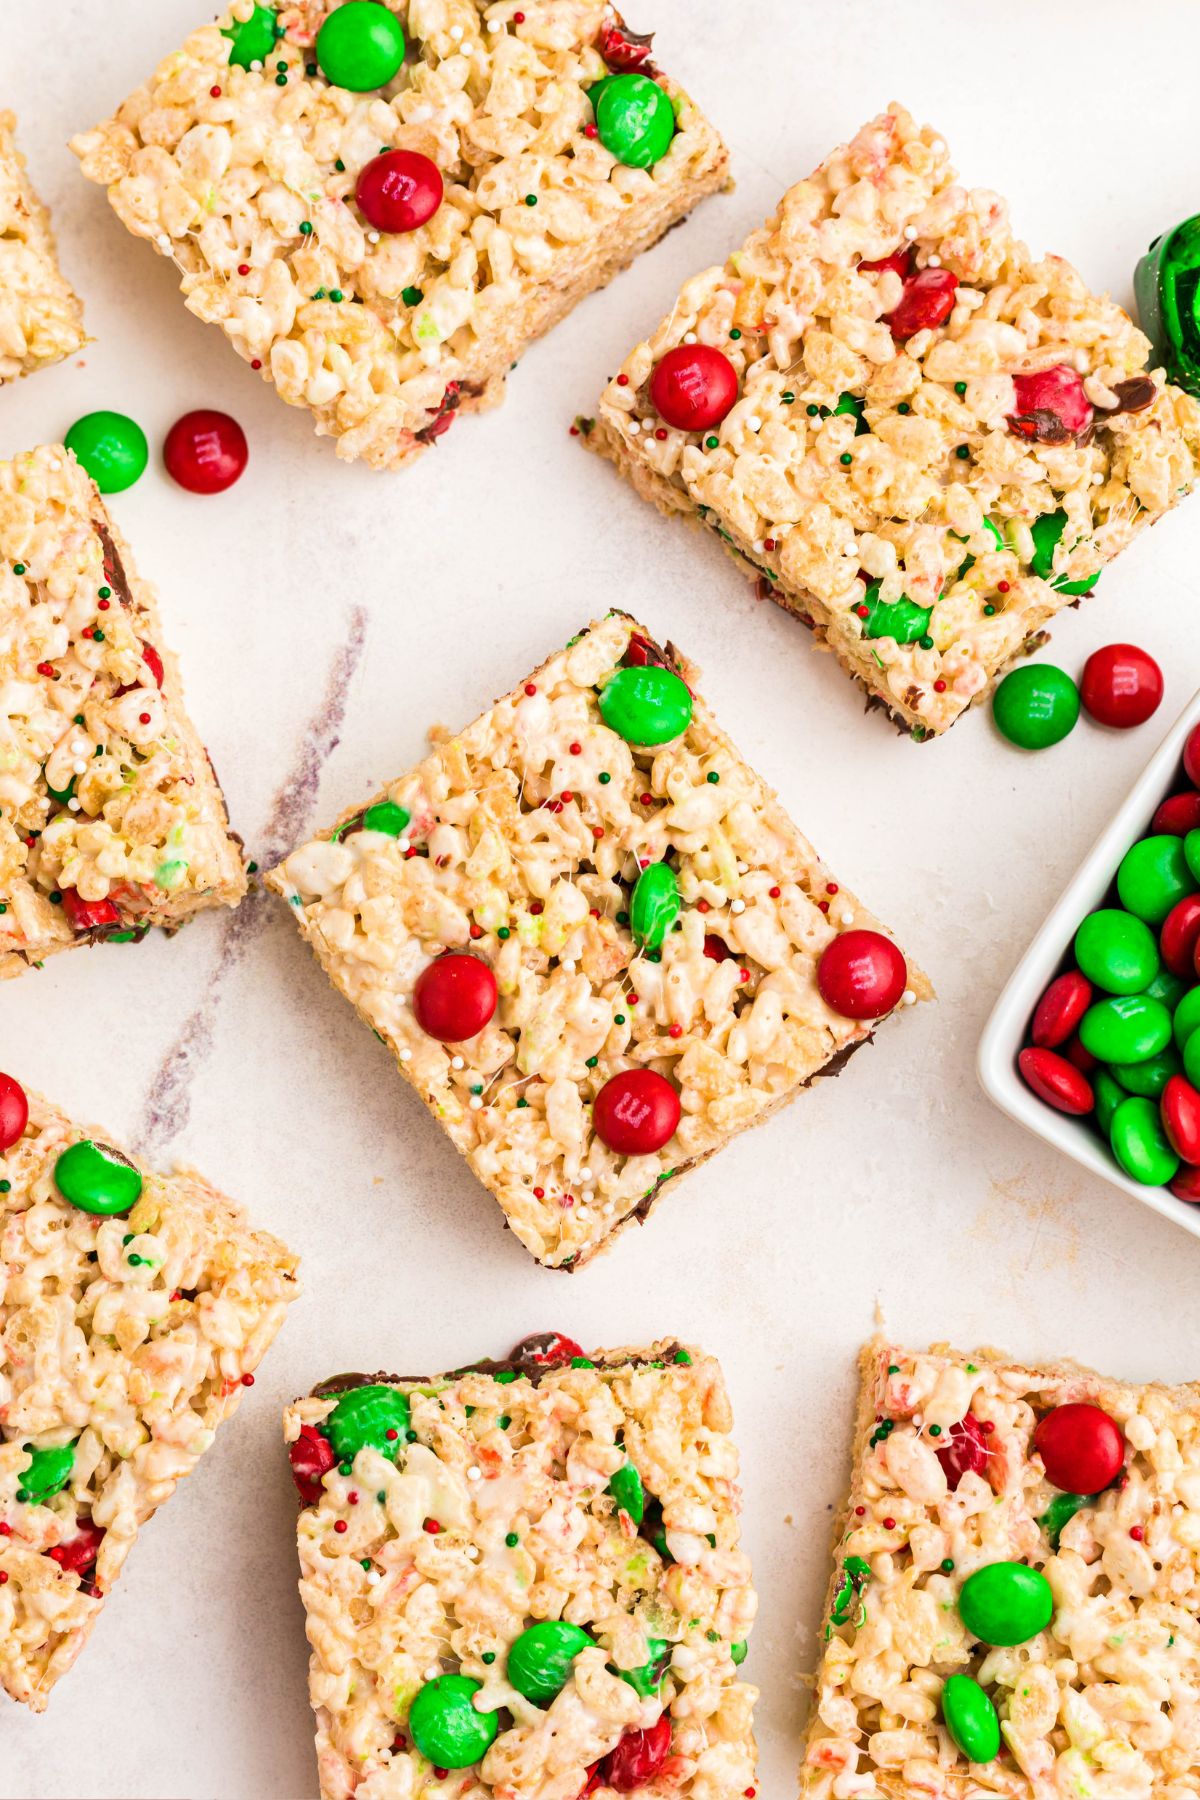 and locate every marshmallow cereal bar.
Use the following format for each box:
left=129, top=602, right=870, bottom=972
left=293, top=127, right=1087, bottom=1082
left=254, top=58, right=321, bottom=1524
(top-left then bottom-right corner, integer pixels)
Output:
left=0, top=112, right=87, bottom=384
